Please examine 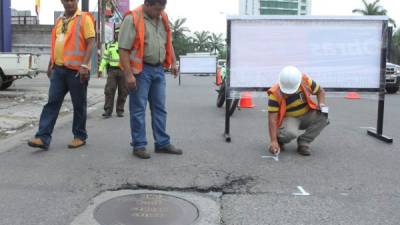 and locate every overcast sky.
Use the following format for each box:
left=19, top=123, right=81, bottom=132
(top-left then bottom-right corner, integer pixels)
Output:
left=11, top=0, right=400, bottom=34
